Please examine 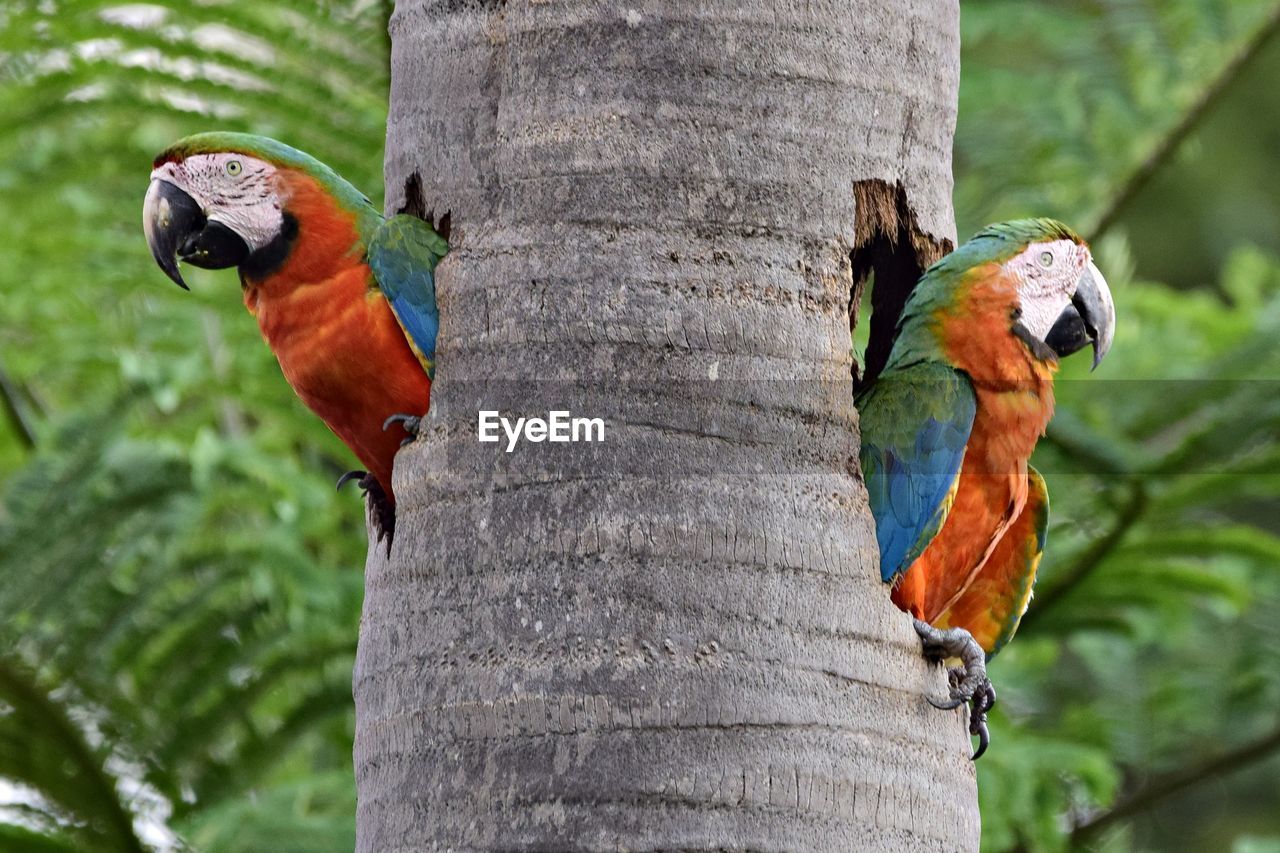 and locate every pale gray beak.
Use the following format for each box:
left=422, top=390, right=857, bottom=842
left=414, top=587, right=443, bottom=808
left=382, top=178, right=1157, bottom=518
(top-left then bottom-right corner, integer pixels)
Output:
left=1045, top=260, right=1115, bottom=369
left=144, top=178, right=249, bottom=289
